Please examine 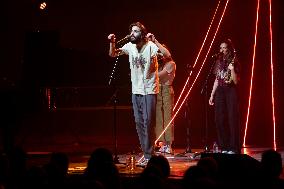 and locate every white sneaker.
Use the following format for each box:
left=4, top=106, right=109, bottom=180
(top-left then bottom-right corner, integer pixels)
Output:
left=158, top=145, right=165, bottom=153
left=137, top=158, right=149, bottom=167
left=159, top=145, right=173, bottom=154
left=227, top=151, right=236, bottom=154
